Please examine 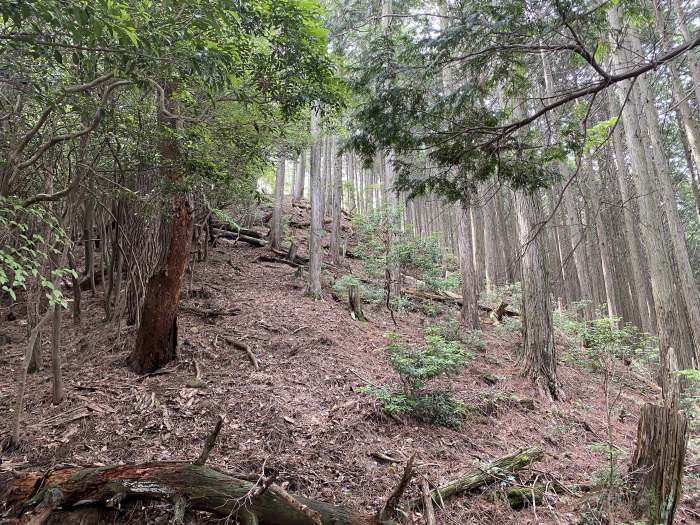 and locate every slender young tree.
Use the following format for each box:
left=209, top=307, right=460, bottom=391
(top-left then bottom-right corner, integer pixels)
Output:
left=270, top=151, right=286, bottom=251
left=293, top=150, right=306, bottom=200
left=307, top=102, right=323, bottom=299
